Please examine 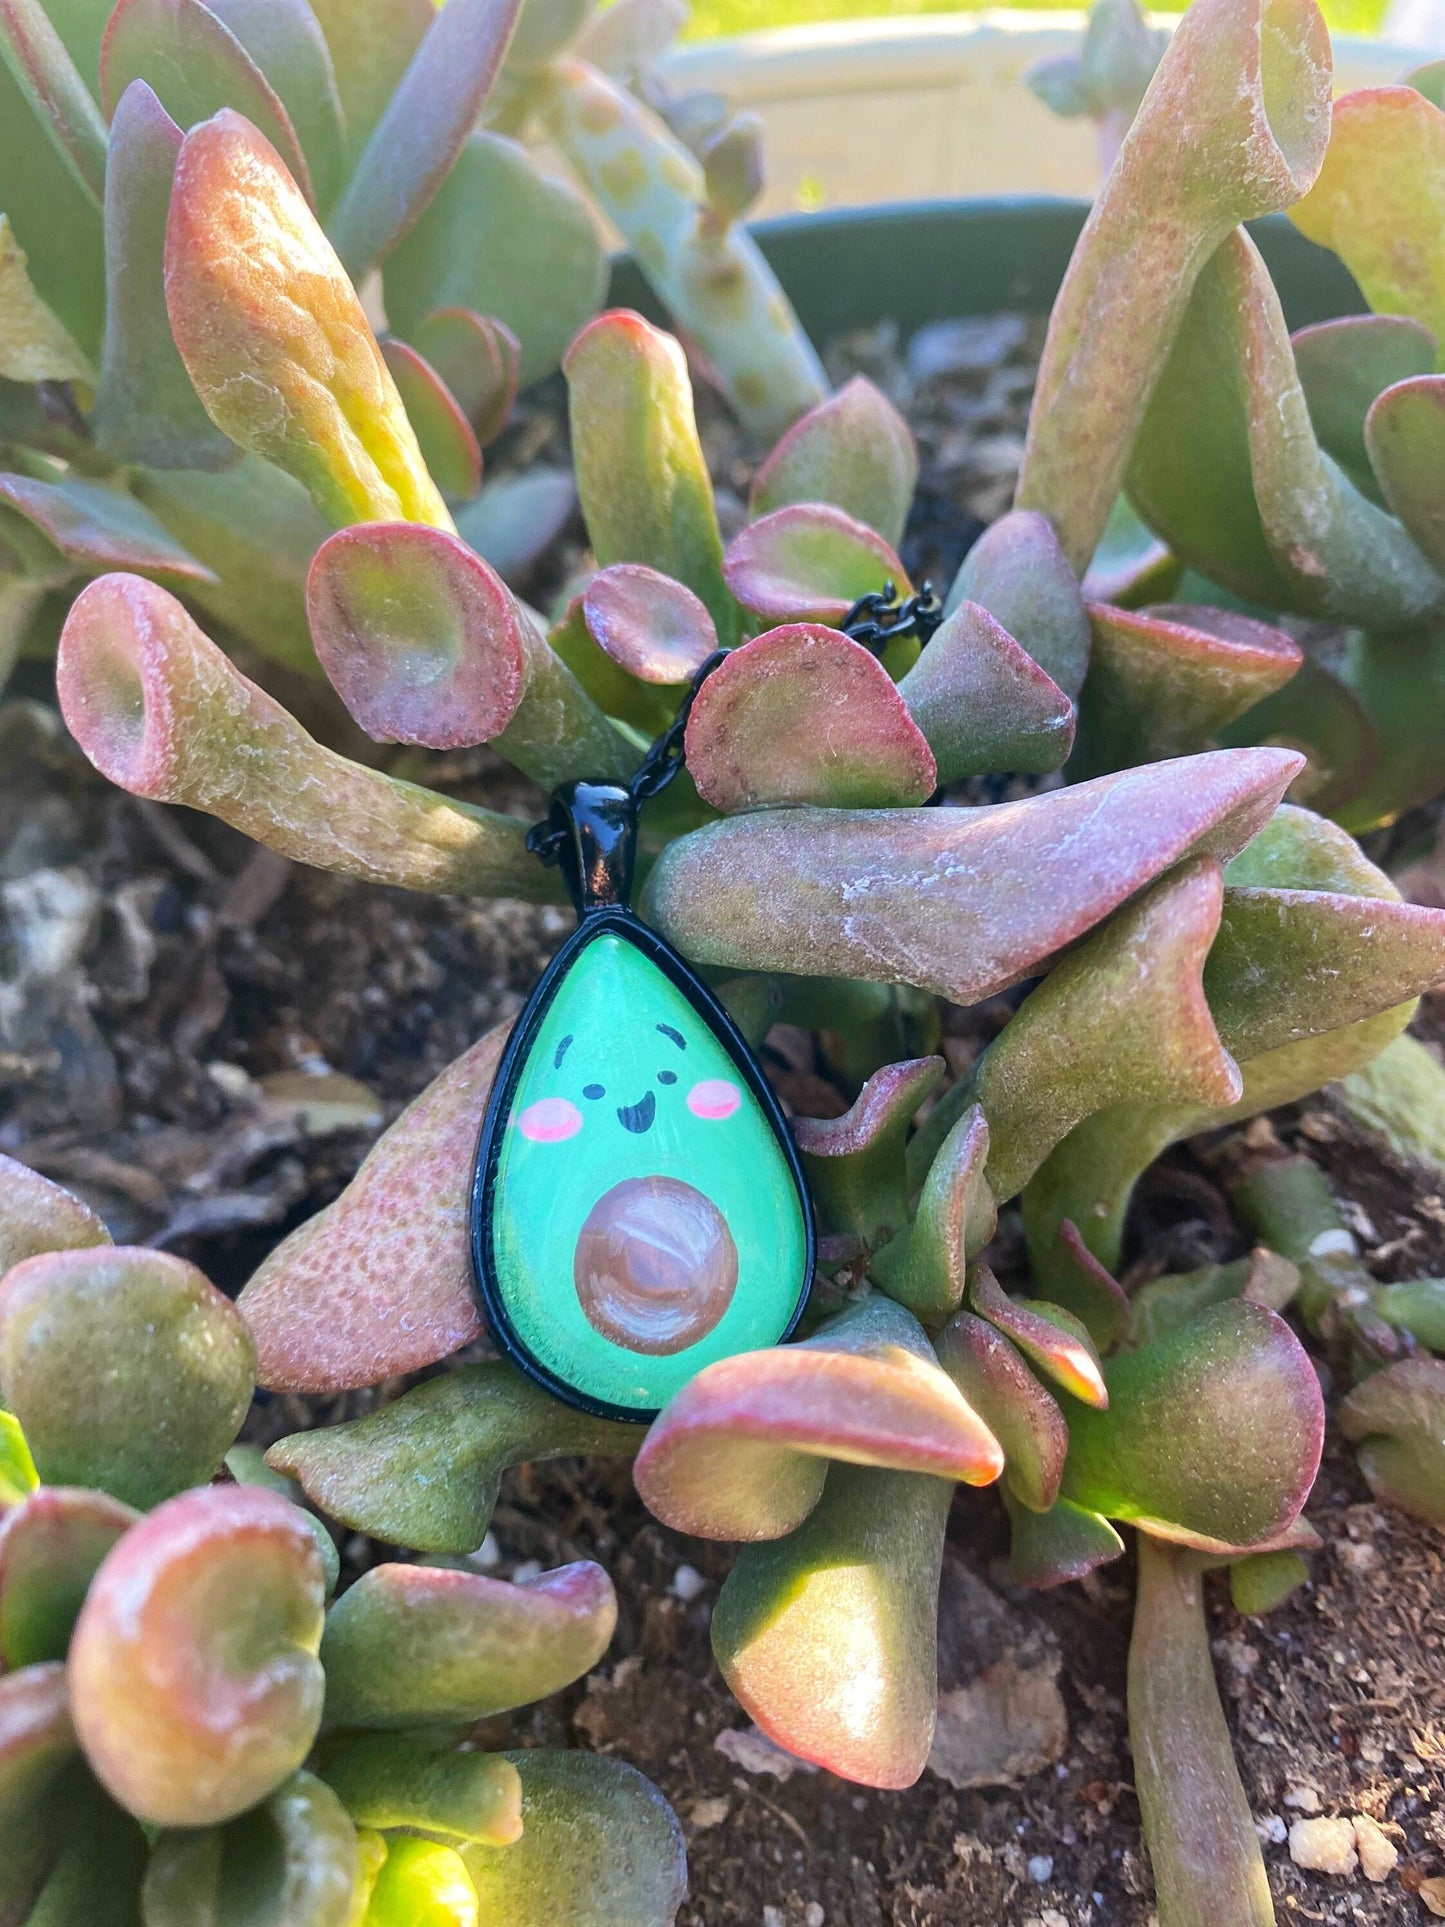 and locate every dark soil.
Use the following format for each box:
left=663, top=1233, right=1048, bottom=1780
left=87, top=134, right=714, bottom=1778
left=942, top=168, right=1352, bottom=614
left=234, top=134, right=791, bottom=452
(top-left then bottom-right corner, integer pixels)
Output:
left=2, top=316, right=1443, bottom=1925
